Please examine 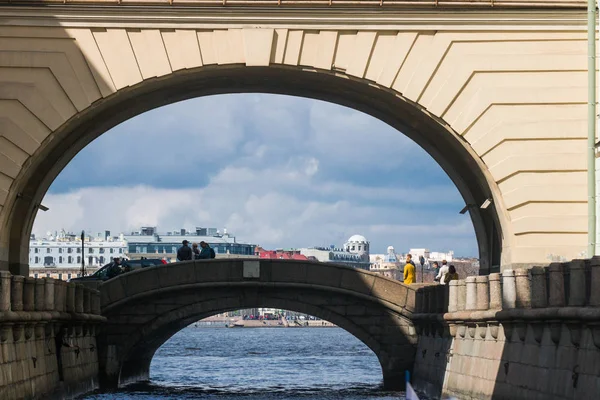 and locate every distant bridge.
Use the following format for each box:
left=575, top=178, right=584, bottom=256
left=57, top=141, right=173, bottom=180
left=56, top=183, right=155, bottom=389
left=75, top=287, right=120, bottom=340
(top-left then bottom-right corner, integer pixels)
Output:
left=97, top=259, right=422, bottom=390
